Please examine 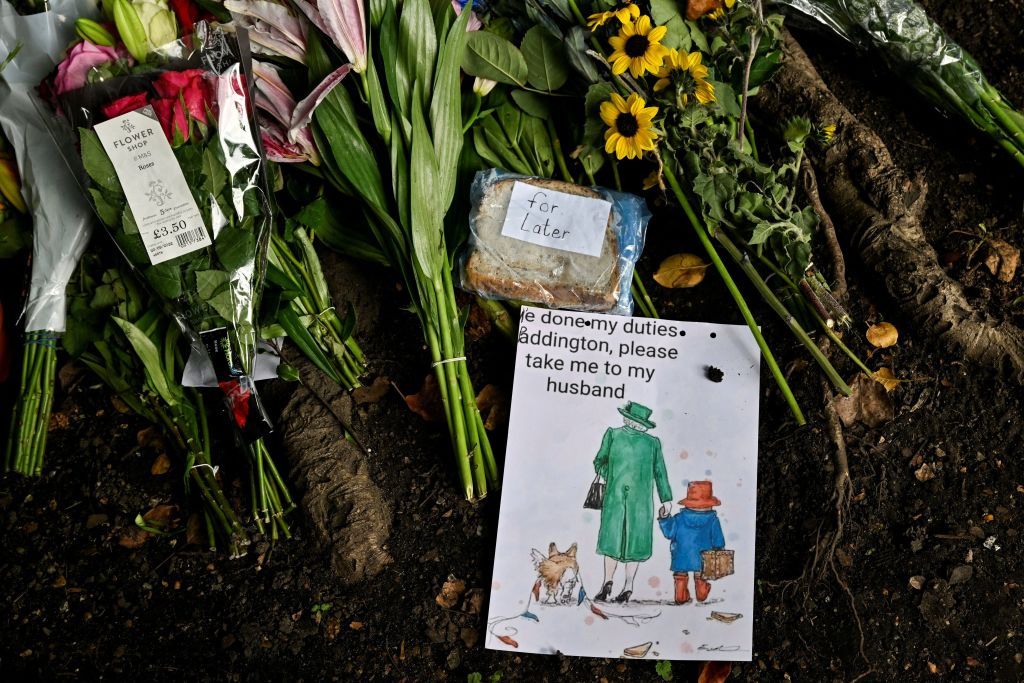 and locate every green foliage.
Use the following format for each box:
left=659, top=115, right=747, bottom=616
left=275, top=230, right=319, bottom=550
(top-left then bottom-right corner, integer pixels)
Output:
left=463, top=30, right=528, bottom=86
left=655, top=659, right=673, bottom=681
left=521, top=26, right=569, bottom=92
